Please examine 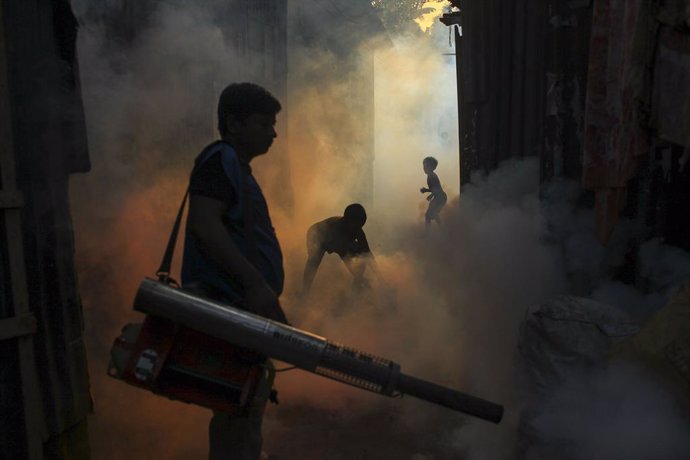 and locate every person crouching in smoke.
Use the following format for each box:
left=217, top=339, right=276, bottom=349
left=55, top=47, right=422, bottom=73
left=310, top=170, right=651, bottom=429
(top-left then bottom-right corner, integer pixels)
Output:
left=300, top=203, right=375, bottom=298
